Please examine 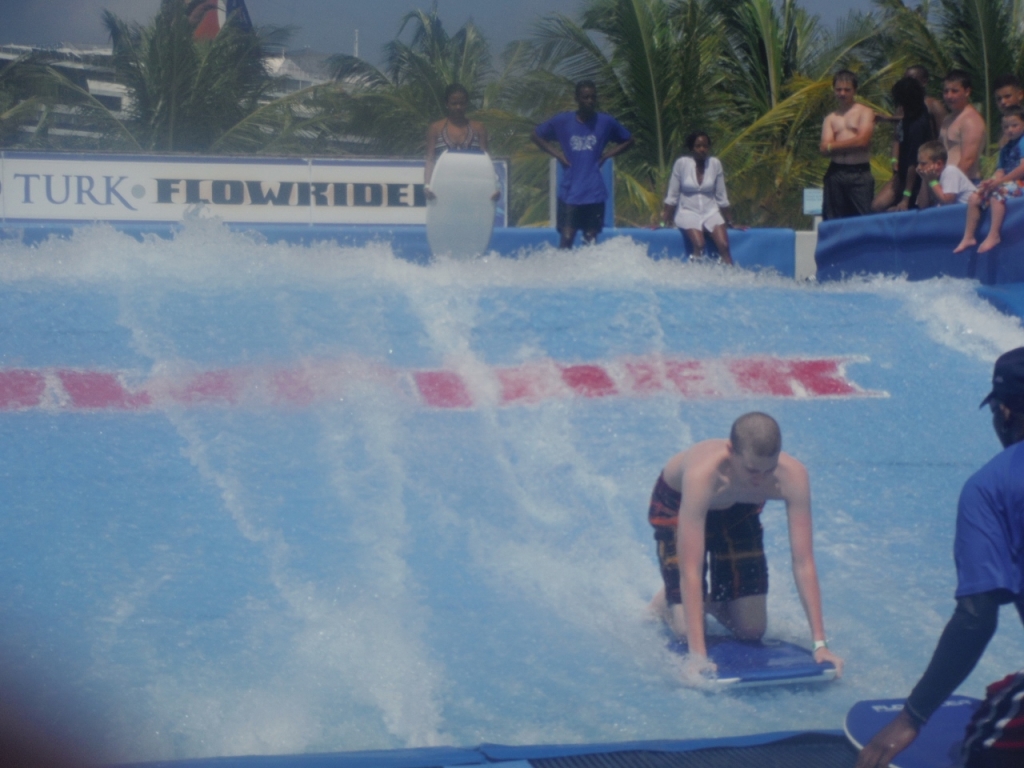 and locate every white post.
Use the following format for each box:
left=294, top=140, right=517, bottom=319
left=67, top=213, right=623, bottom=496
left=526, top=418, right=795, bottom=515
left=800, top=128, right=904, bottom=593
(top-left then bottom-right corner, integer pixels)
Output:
left=549, top=157, right=558, bottom=228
